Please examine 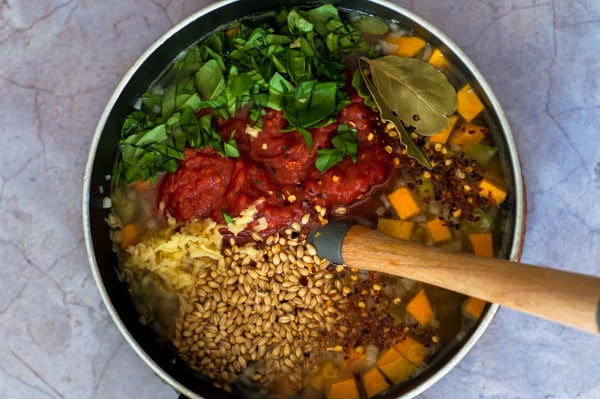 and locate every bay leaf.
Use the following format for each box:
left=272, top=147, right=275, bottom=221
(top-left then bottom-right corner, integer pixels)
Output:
left=358, top=58, right=432, bottom=168
left=360, top=55, right=456, bottom=135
